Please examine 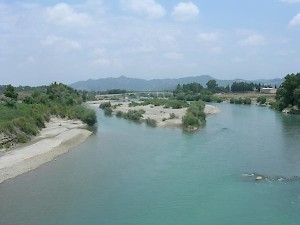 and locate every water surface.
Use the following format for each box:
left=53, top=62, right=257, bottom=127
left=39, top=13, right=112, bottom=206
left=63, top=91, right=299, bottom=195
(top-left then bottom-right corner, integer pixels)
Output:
left=1, top=103, right=300, bottom=225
